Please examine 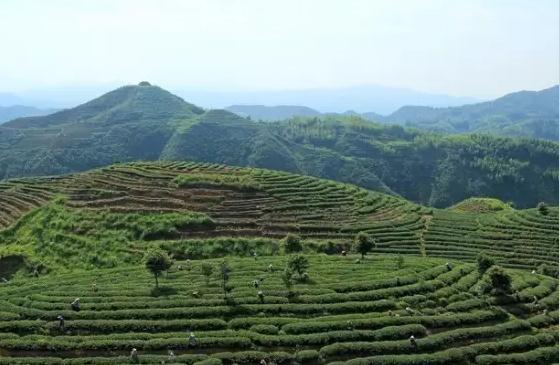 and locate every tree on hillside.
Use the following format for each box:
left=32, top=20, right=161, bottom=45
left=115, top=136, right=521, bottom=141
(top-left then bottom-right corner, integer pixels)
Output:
left=281, top=268, right=294, bottom=291
left=537, top=202, right=549, bottom=216
left=480, top=266, right=512, bottom=295
left=201, top=263, right=213, bottom=285
left=287, top=255, right=310, bottom=281
left=283, top=233, right=303, bottom=253
left=476, top=252, right=495, bottom=274
left=219, top=260, right=233, bottom=299
left=145, top=249, right=173, bottom=288
left=281, top=268, right=297, bottom=301
left=353, top=232, right=375, bottom=259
